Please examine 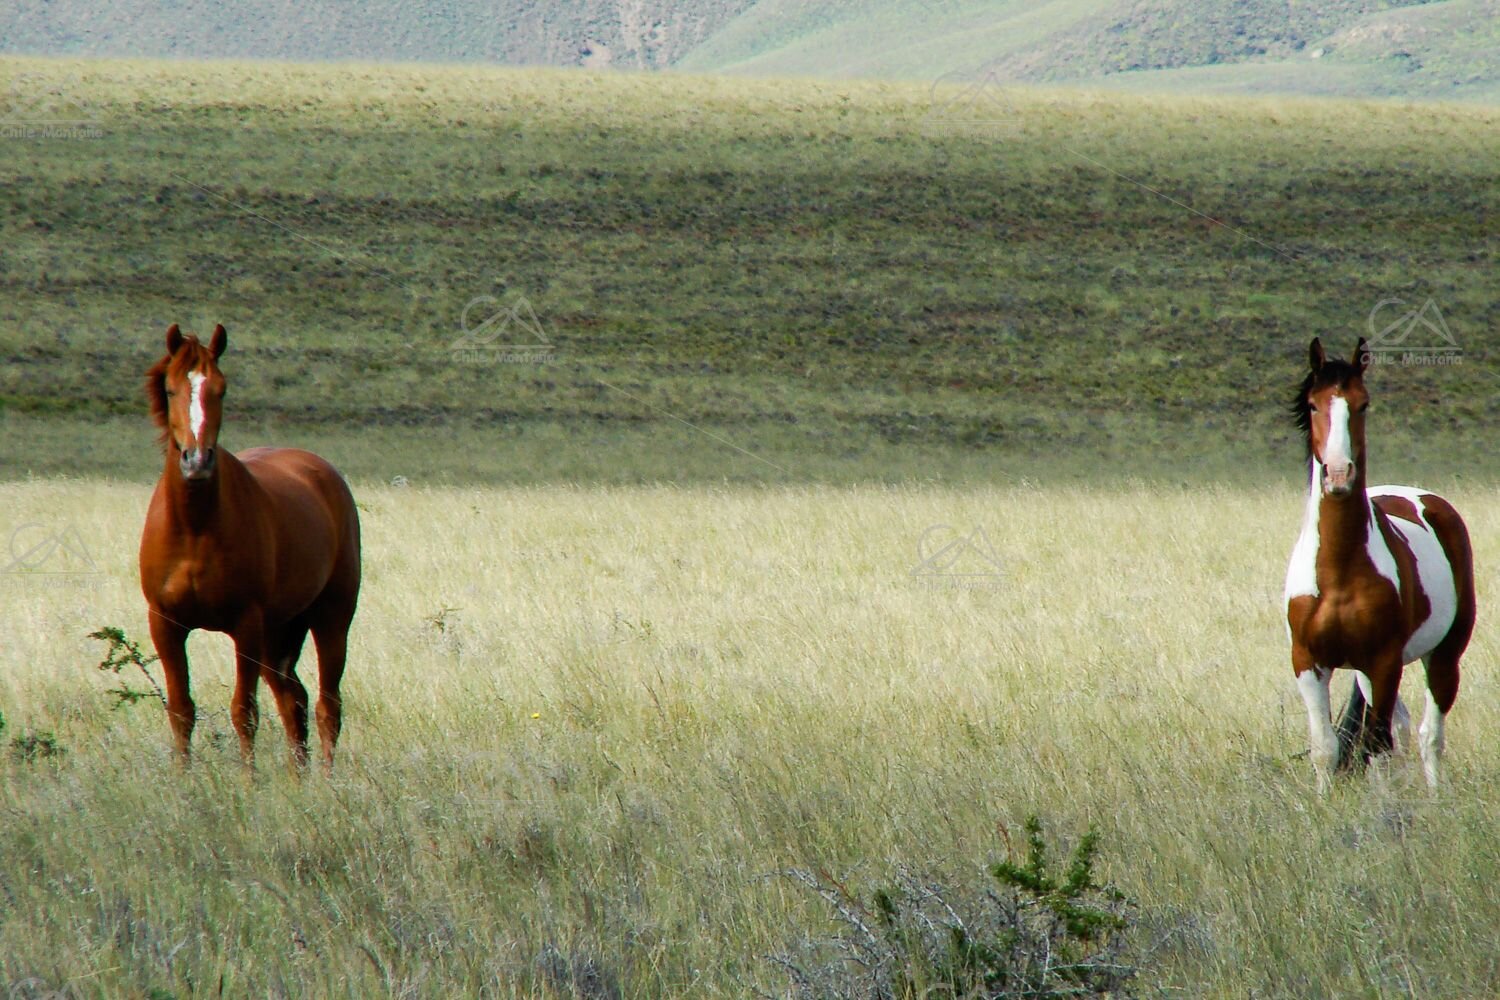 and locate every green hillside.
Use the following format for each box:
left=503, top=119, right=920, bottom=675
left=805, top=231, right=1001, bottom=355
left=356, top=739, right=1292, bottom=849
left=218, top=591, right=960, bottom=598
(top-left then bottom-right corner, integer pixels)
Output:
left=1, top=58, right=1497, bottom=486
